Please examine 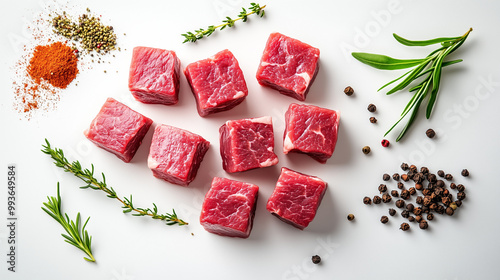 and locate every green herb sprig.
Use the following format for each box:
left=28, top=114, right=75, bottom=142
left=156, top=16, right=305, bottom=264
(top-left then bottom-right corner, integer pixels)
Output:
left=42, top=183, right=96, bottom=262
left=352, top=28, right=472, bottom=141
left=182, top=3, right=266, bottom=43
left=42, top=139, right=188, bottom=226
